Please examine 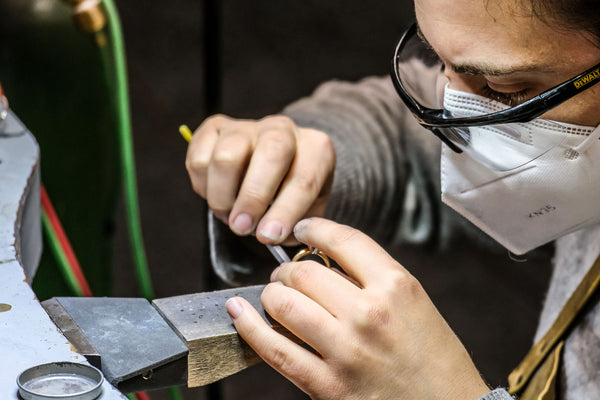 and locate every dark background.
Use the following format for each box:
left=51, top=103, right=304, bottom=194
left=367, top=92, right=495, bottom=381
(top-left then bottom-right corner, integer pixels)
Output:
left=2, top=1, right=553, bottom=399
